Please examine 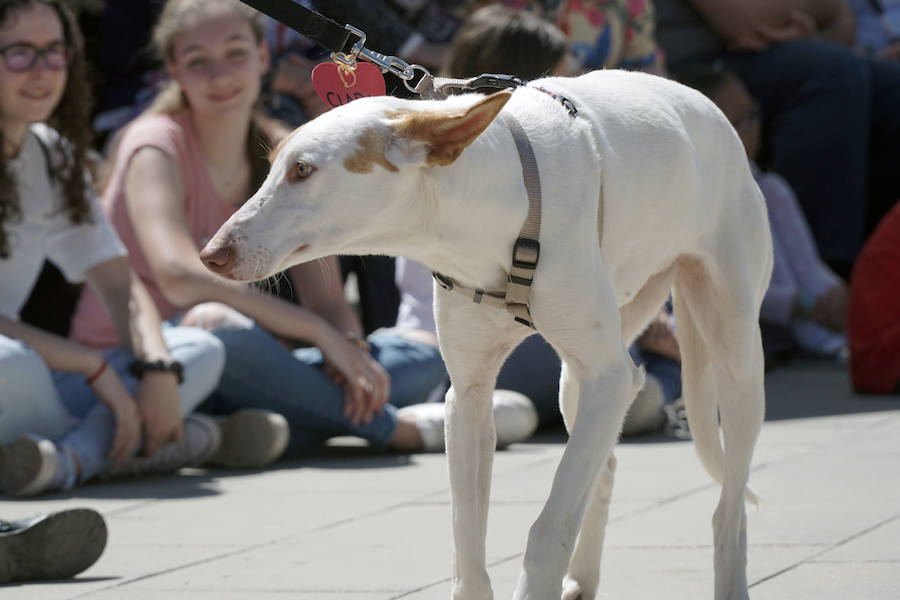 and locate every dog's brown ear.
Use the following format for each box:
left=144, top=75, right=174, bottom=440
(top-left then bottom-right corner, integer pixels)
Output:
left=392, top=91, right=512, bottom=166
